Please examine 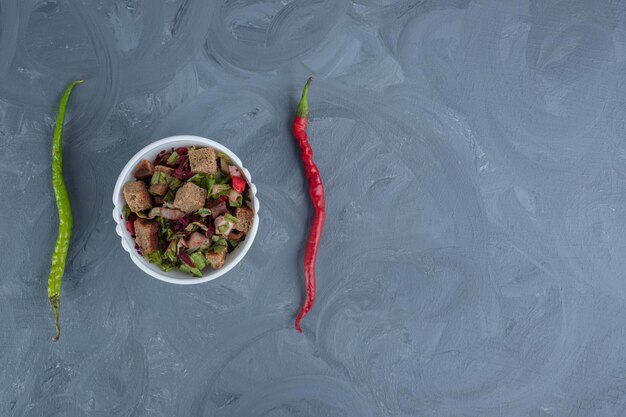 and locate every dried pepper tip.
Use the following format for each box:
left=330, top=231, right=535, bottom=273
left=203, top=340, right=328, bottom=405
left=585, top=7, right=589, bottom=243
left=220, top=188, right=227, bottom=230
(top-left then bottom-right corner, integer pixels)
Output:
left=295, top=77, right=313, bottom=118
left=50, top=295, right=60, bottom=342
